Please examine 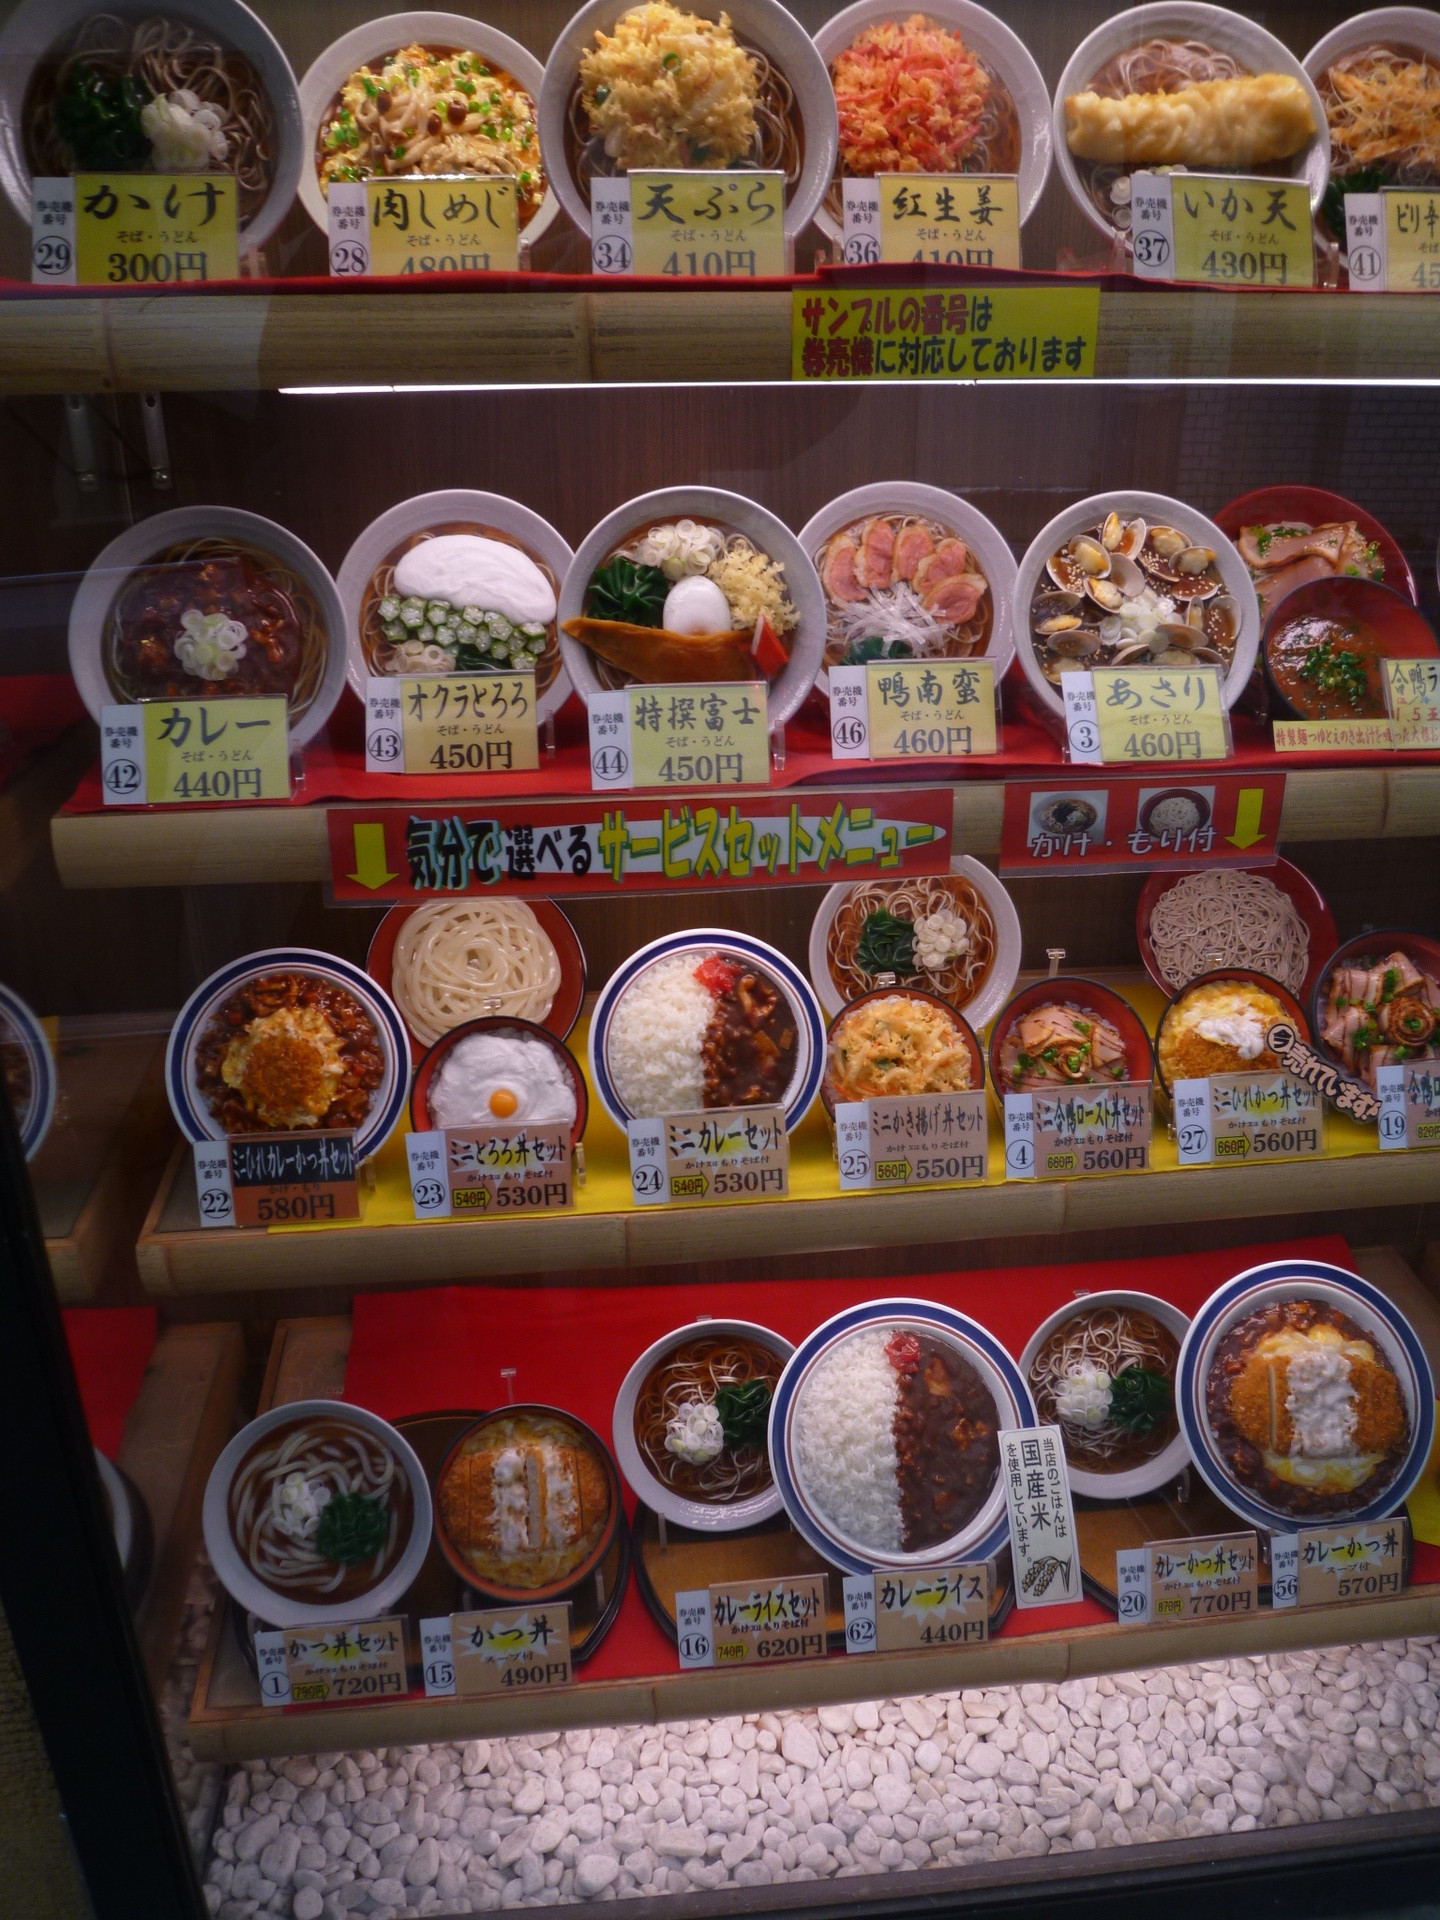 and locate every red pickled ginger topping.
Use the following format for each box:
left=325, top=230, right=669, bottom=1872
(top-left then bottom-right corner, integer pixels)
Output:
left=885, top=1330, right=921, bottom=1374
left=694, top=955, right=740, bottom=996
